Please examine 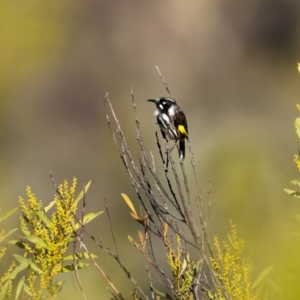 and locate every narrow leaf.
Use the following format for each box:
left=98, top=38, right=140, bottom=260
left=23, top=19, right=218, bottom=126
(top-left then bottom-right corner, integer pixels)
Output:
left=36, top=211, right=52, bottom=227
left=122, top=193, right=137, bottom=215
left=9, top=241, right=26, bottom=249
left=251, top=266, right=273, bottom=289
left=180, top=258, right=187, bottom=277
left=128, top=235, right=134, bottom=243
left=74, top=181, right=91, bottom=204
left=64, top=252, right=97, bottom=260
left=0, top=280, right=10, bottom=300
left=163, top=222, right=168, bottom=239
left=6, top=262, right=29, bottom=280
left=153, top=288, right=173, bottom=299
left=29, top=261, right=42, bottom=274
left=21, top=282, right=32, bottom=297
left=130, top=212, right=141, bottom=221
left=296, top=117, right=300, bottom=139
left=227, top=233, right=234, bottom=247
left=0, top=207, right=18, bottom=223
left=43, top=200, right=56, bottom=213
left=56, top=281, right=65, bottom=293
left=206, top=291, right=217, bottom=299
left=290, top=180, right=300, bottom=185
left=26, top=236, right=48, bottom=249
left=19, top=221, right=31, bottom=236
left=15, top=277, right=25, bottom=300
left=13, top=255, right=31, bottom=265
left=284, top=188, right=300, bottom=198
left=62, top=262, right=89, bottom=272
left=0, top=228, right=18, bottom=244
left=128, top=235, right=138, bottom=247
left=74, top=211, right=103, bottom=230
left=138, top=231, right=144, bottom=244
